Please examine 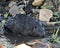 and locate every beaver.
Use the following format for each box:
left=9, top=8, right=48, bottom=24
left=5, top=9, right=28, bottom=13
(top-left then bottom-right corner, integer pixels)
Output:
left=4, top=14, right=45, bottom=37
